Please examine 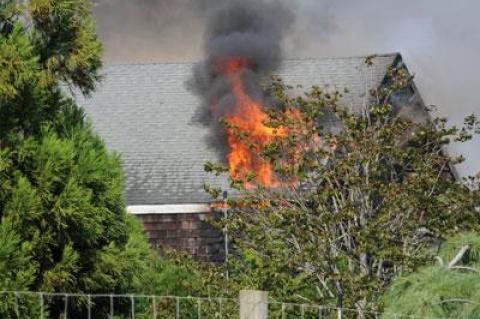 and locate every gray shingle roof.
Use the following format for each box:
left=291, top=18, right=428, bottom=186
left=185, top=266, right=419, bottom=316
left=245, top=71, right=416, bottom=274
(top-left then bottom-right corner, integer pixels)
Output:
left=75, top=53, right=399, bottom=205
